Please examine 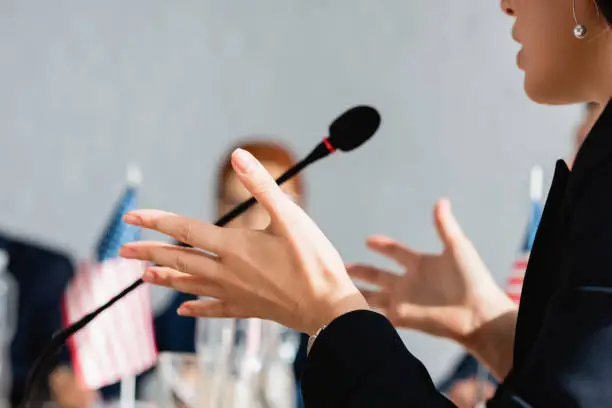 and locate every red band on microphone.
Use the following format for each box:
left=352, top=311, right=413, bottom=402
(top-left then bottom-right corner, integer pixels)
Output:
left=323, top=138, right=336, bottom=153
